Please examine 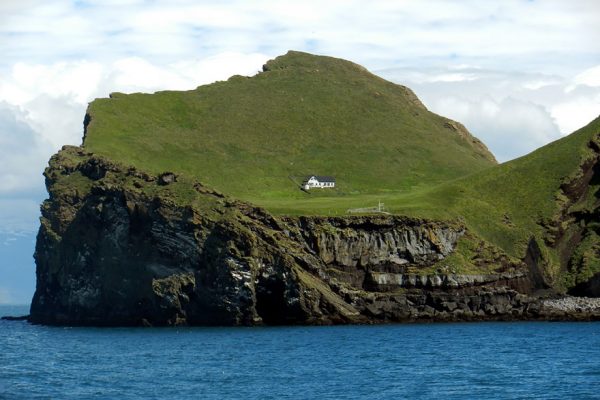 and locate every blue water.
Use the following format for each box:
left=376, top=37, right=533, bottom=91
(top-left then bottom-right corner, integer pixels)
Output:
left=1, top=305, right=599, bottom=399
